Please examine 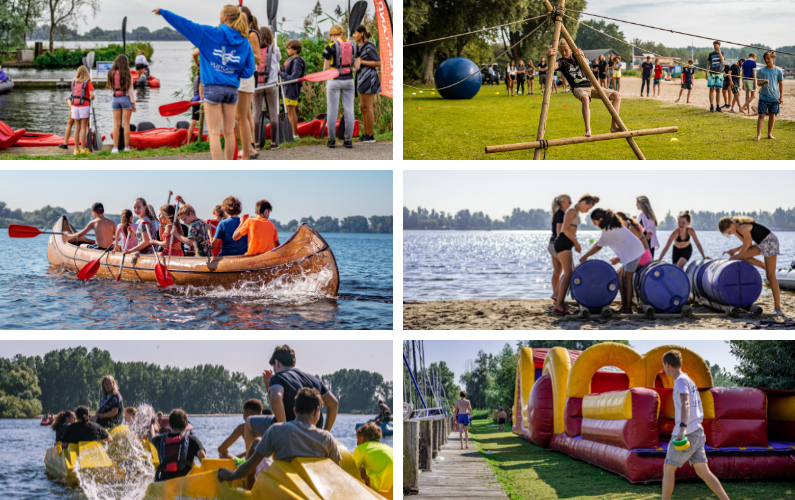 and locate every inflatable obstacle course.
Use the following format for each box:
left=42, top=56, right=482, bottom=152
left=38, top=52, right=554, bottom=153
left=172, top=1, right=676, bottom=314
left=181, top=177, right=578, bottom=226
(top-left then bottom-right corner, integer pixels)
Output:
left=512, top=343, right=795, bottom=483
